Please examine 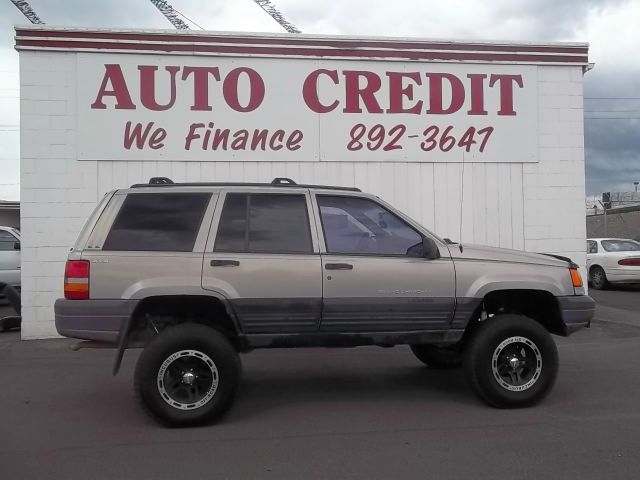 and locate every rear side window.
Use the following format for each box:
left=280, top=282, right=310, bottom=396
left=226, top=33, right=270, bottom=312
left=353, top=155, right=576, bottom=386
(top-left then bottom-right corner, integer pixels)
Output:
left=103, top=193, right=211, bottom=252
left=215, top=193, right=312, bottom=253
